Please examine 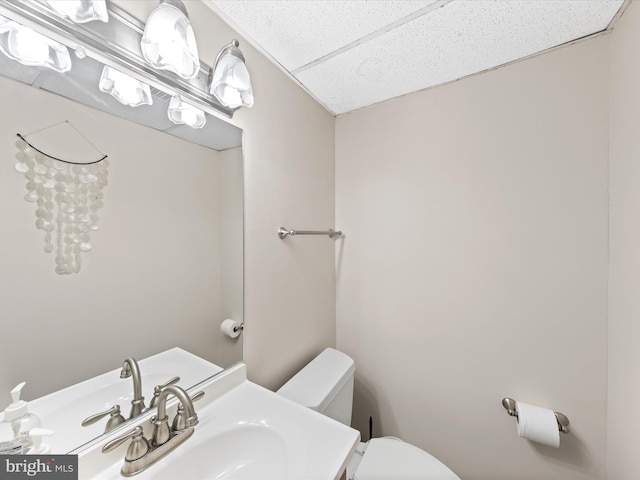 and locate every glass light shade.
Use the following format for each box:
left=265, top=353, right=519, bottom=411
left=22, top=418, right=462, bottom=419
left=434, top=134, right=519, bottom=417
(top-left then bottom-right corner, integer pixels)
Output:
left=45, top=0, right=108, bottom=23
left=0, top=16, right=71, bottom=72
left=140, top=0, right=199, bottom=79
left=98, top=66, right=153, bottom=107
left=167, top=96, right=206, bottom=129
left=209, top=43, right=254, bottom=109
